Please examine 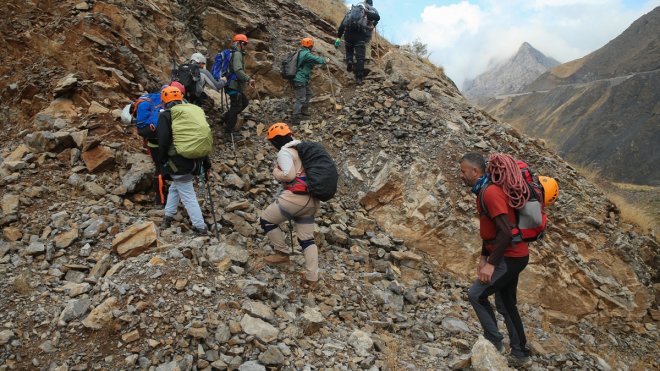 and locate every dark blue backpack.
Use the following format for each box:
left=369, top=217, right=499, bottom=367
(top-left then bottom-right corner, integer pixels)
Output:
left=132, top=92, right=162, bottom=130
left=212, top=49, right=237, bottom=82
